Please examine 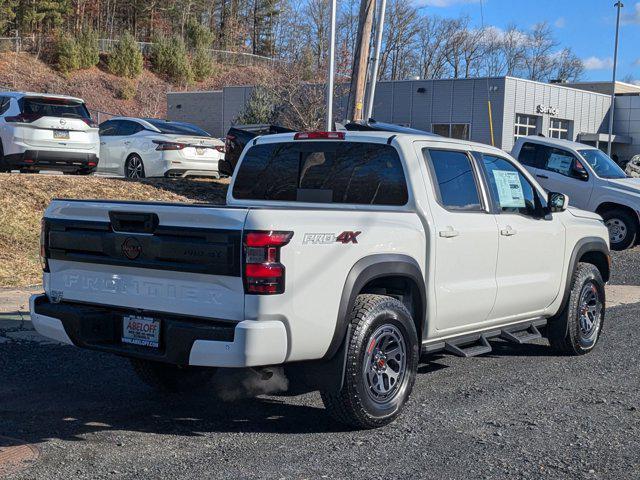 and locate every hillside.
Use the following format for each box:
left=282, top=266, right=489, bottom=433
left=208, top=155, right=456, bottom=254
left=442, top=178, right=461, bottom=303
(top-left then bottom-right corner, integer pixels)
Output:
left=0, top=174, right=228, bottom=287
left=0, top=52, right=273, bottom=119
